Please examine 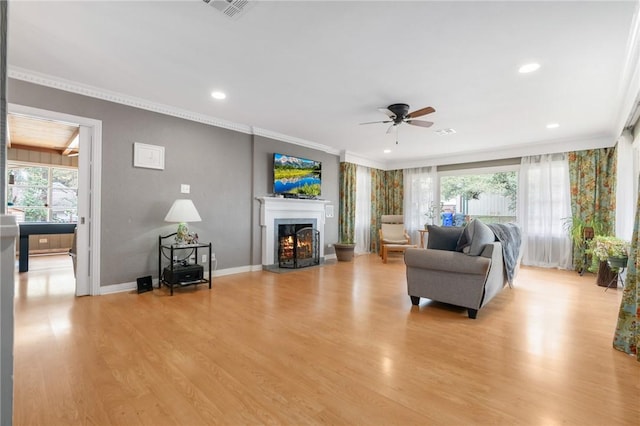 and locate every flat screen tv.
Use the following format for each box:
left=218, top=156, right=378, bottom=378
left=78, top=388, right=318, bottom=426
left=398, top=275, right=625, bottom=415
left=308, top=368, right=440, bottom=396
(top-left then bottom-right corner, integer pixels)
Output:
left=273, top=153, right=321, bottom=197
